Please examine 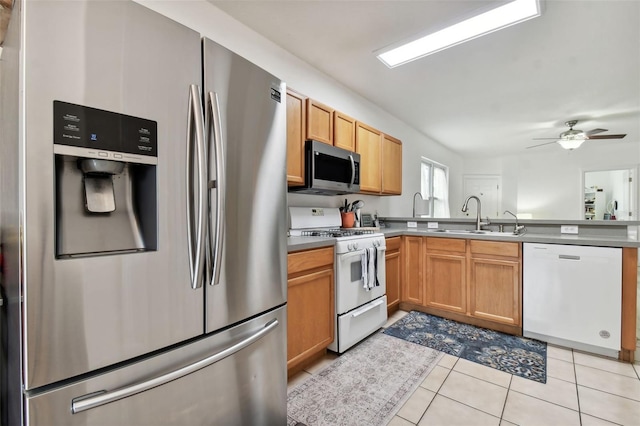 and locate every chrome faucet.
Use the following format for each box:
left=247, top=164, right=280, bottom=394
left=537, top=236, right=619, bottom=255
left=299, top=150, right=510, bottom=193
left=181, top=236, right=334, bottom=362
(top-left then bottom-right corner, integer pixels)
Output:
left=462, top=195, right=489, bottom=231
left=503, top=210, right=526, bottom=234
left=413, top=192, right=424, bottom=218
